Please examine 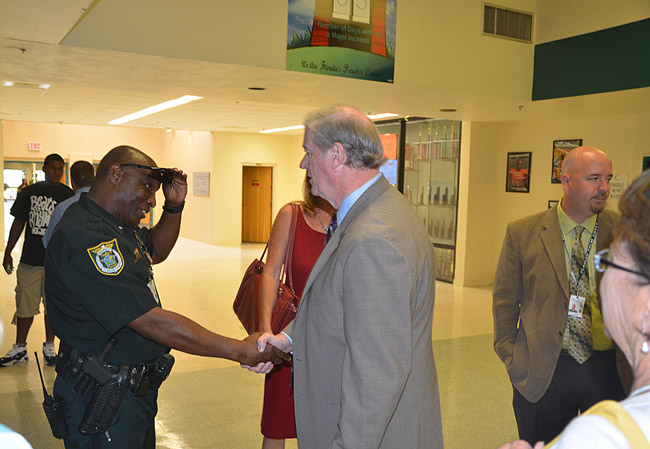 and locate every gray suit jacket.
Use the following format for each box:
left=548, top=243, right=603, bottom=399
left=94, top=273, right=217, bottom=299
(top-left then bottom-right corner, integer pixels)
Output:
left=492, top=206, right=619, bottom=402
left=291, top=176, right=443, bottom=449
